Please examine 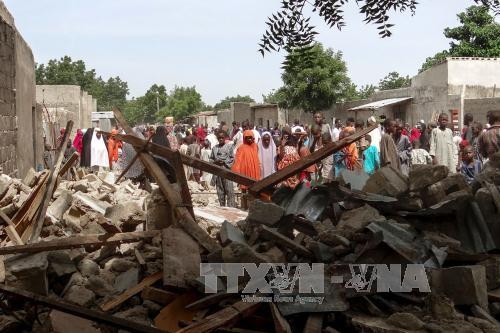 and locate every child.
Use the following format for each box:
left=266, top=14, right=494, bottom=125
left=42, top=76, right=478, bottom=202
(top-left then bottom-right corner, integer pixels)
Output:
left=200, top=139, right=212, bottom=190
left=362, top=134, right=380, bottom=175
left=411, top=140, right=432, bottom=165
left=460, top=145, right=482, bottom=185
